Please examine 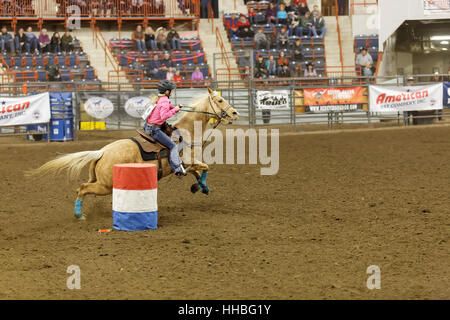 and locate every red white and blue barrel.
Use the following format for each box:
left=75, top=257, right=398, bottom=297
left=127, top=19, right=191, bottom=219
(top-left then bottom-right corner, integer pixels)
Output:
left=112, top=163, right=158, bottom=231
